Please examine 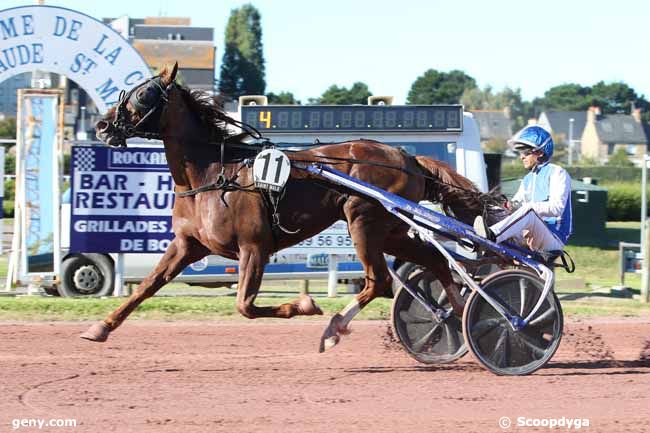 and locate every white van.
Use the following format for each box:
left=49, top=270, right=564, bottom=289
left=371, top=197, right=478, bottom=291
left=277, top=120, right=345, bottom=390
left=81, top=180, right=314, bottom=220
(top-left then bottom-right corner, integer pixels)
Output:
left=54, top=105, right=488, bottom=297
